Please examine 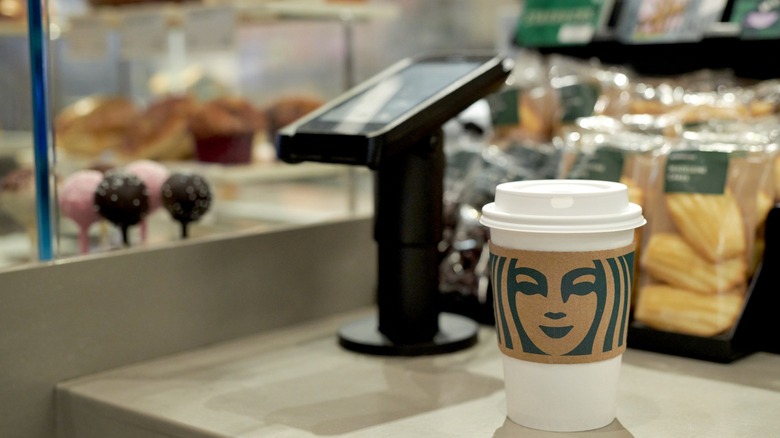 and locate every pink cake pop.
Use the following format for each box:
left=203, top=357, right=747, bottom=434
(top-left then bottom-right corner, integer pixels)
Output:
left=124, top=160, right=170, bottom=242
left=58, top=169, right=103, bottom=254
